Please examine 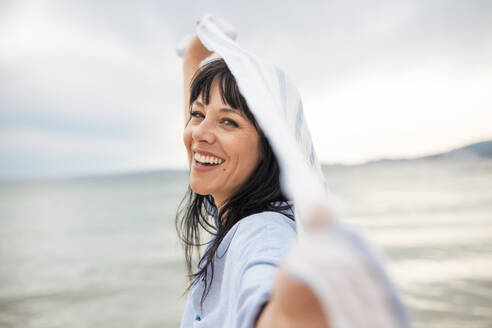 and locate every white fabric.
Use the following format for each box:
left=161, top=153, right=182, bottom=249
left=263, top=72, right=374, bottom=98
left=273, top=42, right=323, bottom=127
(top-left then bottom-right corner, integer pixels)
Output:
left=178, top=14, right=410, bottom=328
